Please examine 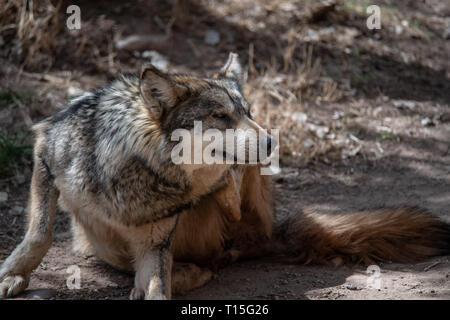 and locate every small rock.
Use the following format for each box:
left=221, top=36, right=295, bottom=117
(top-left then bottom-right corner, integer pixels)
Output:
left=346, top=284, right=358, bottom=290
left=115, top=34, right=166, bottom=51
left=421, top=118, right=434, bottom=126
left=392, top=100, right=417, bottom=110
left=204, top=30, right=220, bottom=45
left=0, top=191, right=8, bottom=202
